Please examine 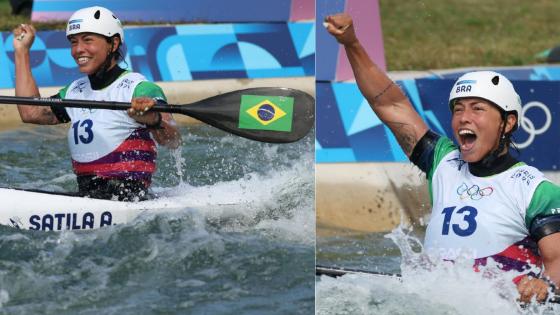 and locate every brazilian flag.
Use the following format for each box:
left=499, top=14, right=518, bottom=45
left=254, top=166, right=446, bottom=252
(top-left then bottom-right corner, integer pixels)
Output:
left=238, top=95, right=294, bottom=132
